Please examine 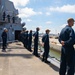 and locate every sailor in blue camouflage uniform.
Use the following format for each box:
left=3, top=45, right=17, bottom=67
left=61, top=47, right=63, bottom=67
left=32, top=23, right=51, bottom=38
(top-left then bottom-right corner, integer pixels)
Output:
left=59, top=18, right=75, bottom=75
left=25, top=31, right=29, bottom=49
left=1, top=28, right=8, bottom=52
left=33, top=27, right=40, bottom=57
left=19, top=29, right=26, bottom=47
left=42, top=29, right=50, bottom=63
left=28, top=30, right=32, bottom=52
